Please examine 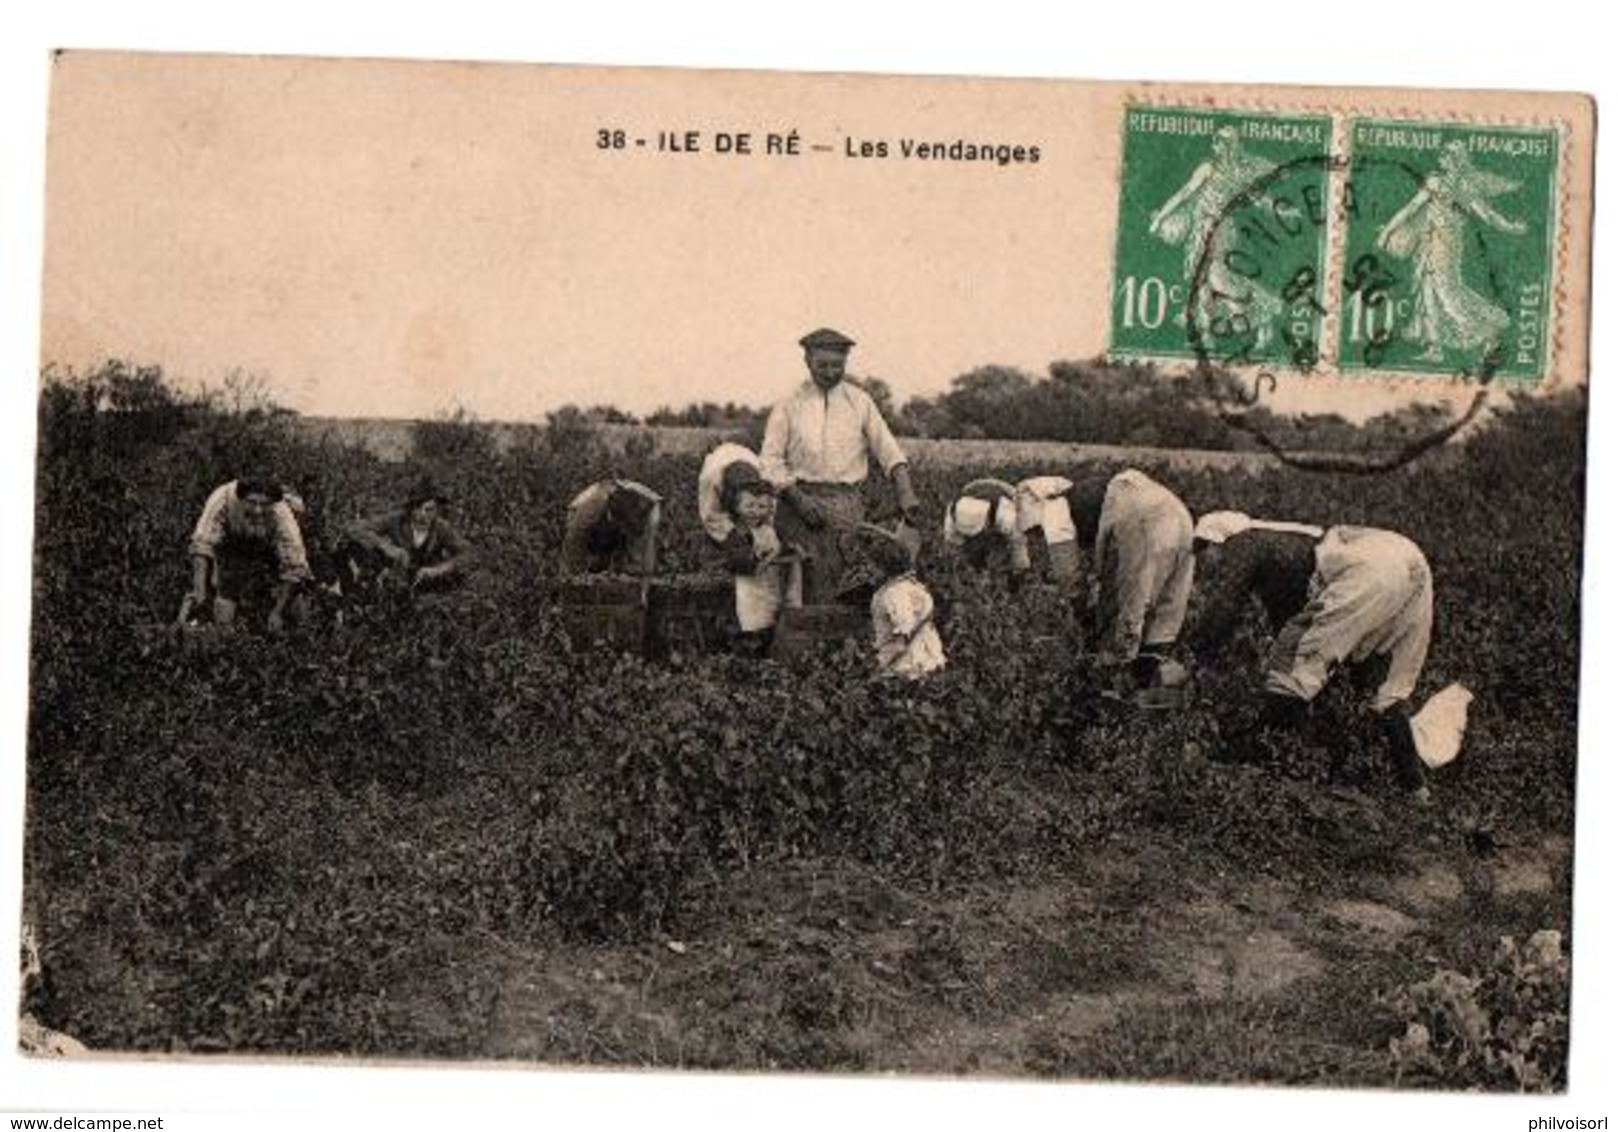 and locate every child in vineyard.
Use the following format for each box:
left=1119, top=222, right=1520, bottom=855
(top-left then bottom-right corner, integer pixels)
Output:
left=1188, top=511, right=1464, bottom=798
left=859, top=522, right=946, bottom=680
left=559, top=476, right=663, bottom=577
left=697, top=443, right=804, bottom=653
